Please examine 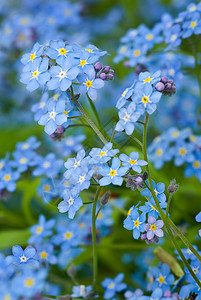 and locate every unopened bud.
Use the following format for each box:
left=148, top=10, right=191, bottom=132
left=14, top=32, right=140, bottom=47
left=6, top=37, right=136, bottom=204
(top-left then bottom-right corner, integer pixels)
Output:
left=164, top=290, right=172, bottom=297
left=161, top=76, right=167, bottom=84
left=99, top=73, right=107, bottom=80
left=57, top=126, right=65, bottom=134
left=168, top=179, right=179, bottom=194
left=142, top=172, right=148, bottom=181
left=101, top=191, right=111, bottom=205
left=94, top=62, right=102, bottom=72
left=67, top=265, right=76, bottom=277
left=102, top=66, right=110, bottom=73
left=155, top=82, right=165, bottom=92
